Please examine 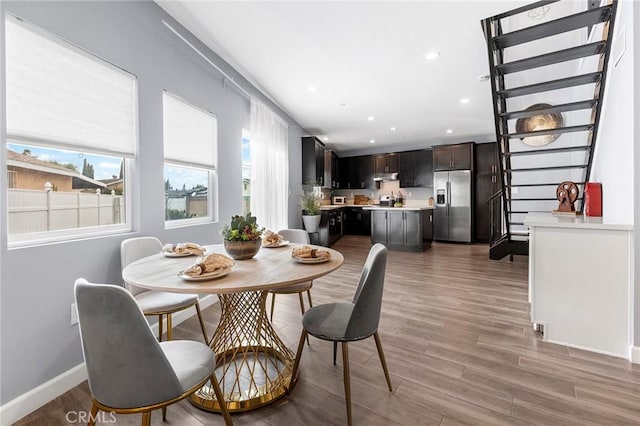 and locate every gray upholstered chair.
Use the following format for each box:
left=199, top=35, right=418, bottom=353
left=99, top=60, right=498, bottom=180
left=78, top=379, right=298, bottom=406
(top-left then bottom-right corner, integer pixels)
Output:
left=74, top=279, right=232, bottom=426
left=268, top=229, right=313, bottom=321
left=289, top=243, right=392, bottom=426
left=121, top=237, right=208, bottom=343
